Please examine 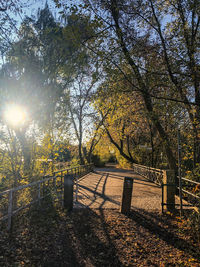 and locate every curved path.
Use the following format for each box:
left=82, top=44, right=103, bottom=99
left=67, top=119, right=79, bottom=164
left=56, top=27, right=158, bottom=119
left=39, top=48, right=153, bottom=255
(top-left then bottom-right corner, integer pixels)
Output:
left=75, top=166, right=163, bottom=211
